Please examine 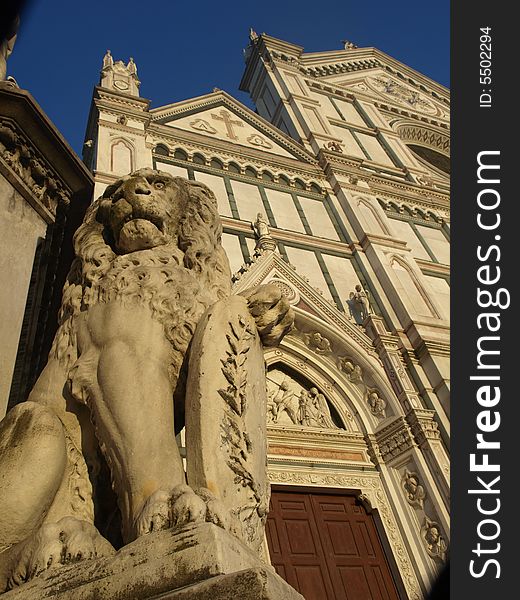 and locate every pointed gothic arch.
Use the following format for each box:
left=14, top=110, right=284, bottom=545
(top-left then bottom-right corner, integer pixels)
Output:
left=388, top=254, right=441, bottom=319
left=355, top=196, right=391, bottom=235
left=265, top=309, right=404, bottom=437
left=110, top=137, right=135, bottom=174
